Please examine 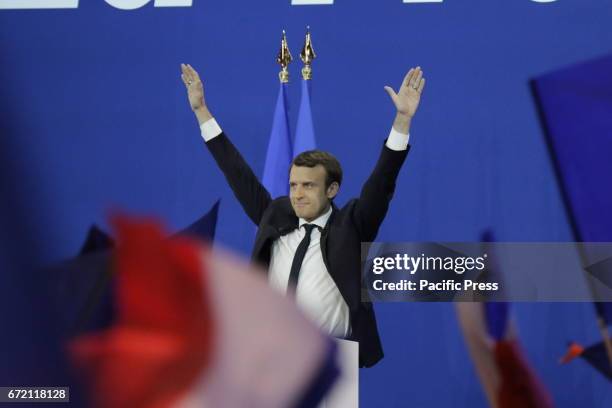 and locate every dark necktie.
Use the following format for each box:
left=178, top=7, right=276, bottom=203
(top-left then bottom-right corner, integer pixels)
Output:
left=287, top=224, right=318, bottom=294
